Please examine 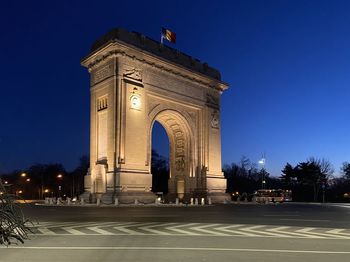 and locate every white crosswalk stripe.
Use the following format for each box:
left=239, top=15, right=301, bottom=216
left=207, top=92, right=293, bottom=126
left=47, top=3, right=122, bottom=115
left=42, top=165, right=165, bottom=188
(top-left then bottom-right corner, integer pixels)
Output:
left=32, top=221, right=350, bottom=239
